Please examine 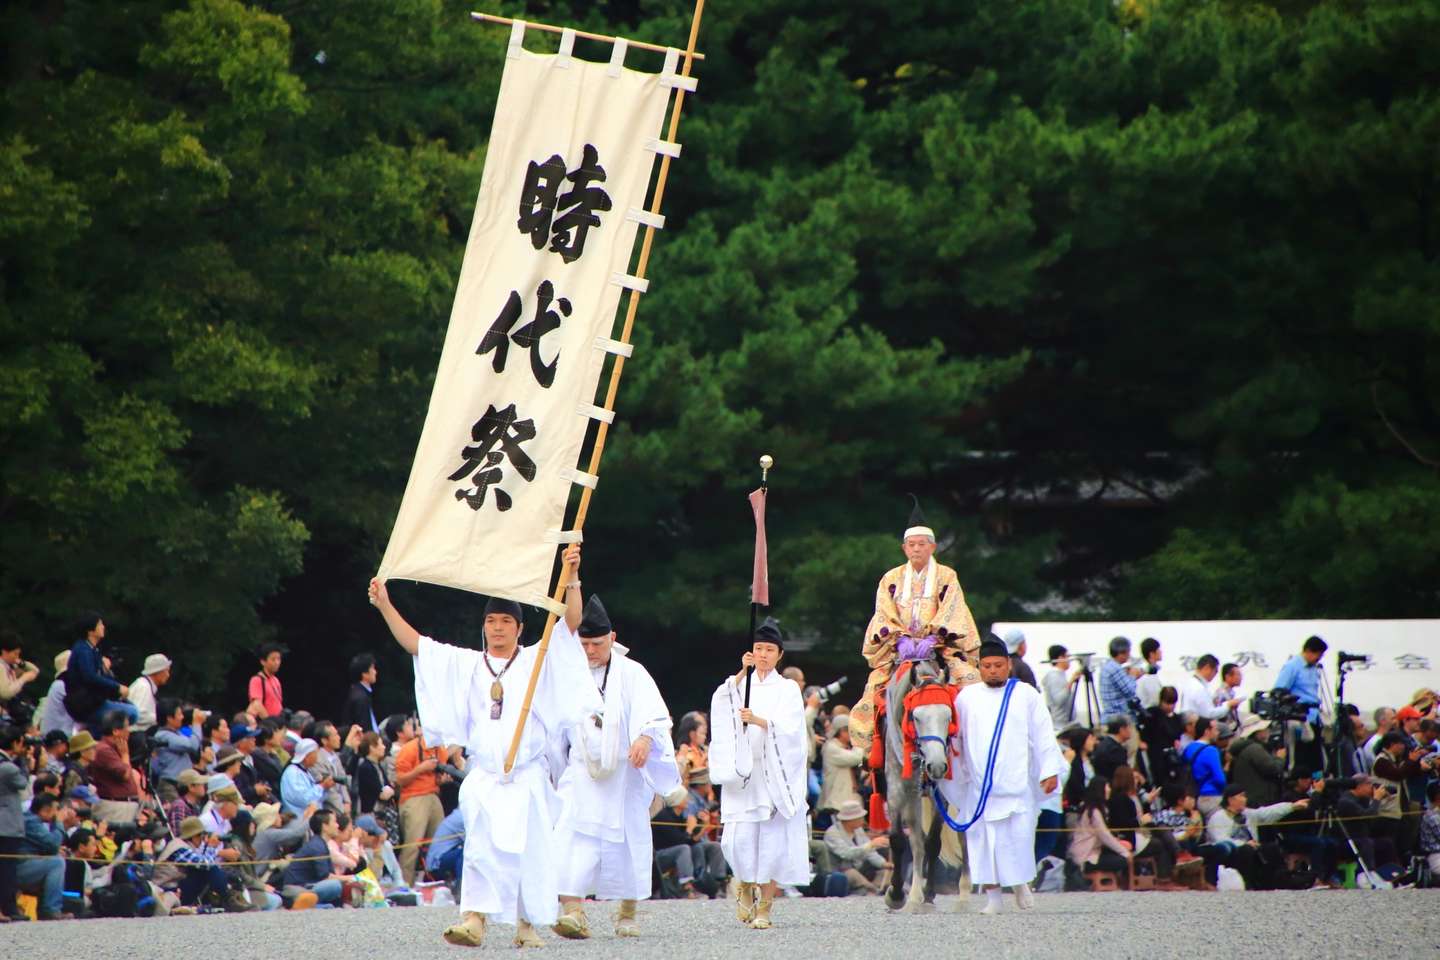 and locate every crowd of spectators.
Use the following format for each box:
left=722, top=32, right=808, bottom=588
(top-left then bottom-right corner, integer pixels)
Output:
left=2, top=618, right=1436, bottom=924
